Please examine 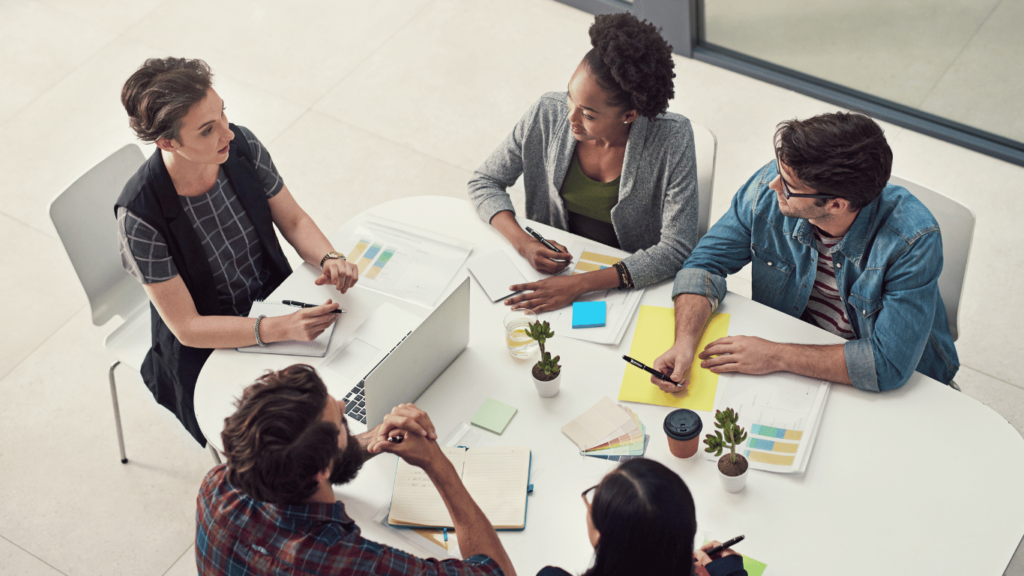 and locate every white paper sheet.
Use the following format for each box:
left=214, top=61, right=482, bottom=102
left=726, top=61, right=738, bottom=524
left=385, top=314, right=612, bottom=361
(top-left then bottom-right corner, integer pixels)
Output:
left=341, top=215, right=473, bottom=308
